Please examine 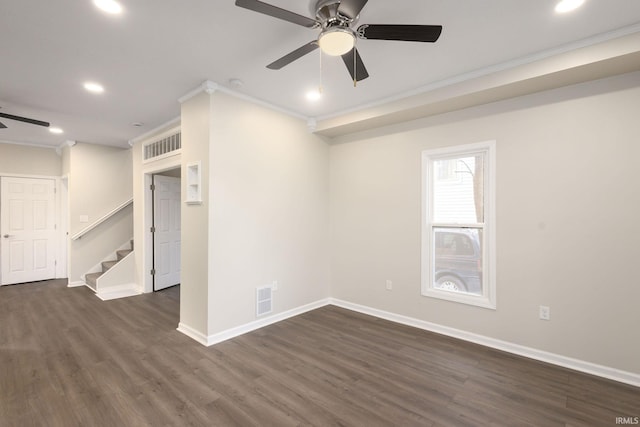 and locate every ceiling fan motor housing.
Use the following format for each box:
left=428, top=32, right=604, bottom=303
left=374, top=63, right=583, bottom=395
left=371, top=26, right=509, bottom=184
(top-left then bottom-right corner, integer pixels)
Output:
left=312, top=0, right=359, bottom=29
